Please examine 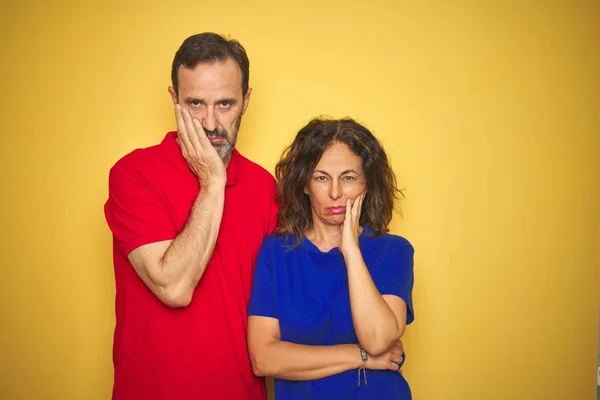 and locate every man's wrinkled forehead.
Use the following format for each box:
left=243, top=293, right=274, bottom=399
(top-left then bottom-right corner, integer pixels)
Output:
left=177, top=58, right=243, bottom=98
